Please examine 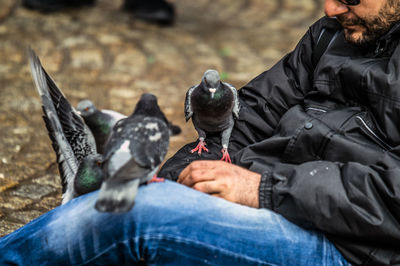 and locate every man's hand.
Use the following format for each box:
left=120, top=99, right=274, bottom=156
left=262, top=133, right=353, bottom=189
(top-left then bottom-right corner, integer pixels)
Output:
left=177, top=160, right=261, bottom=208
